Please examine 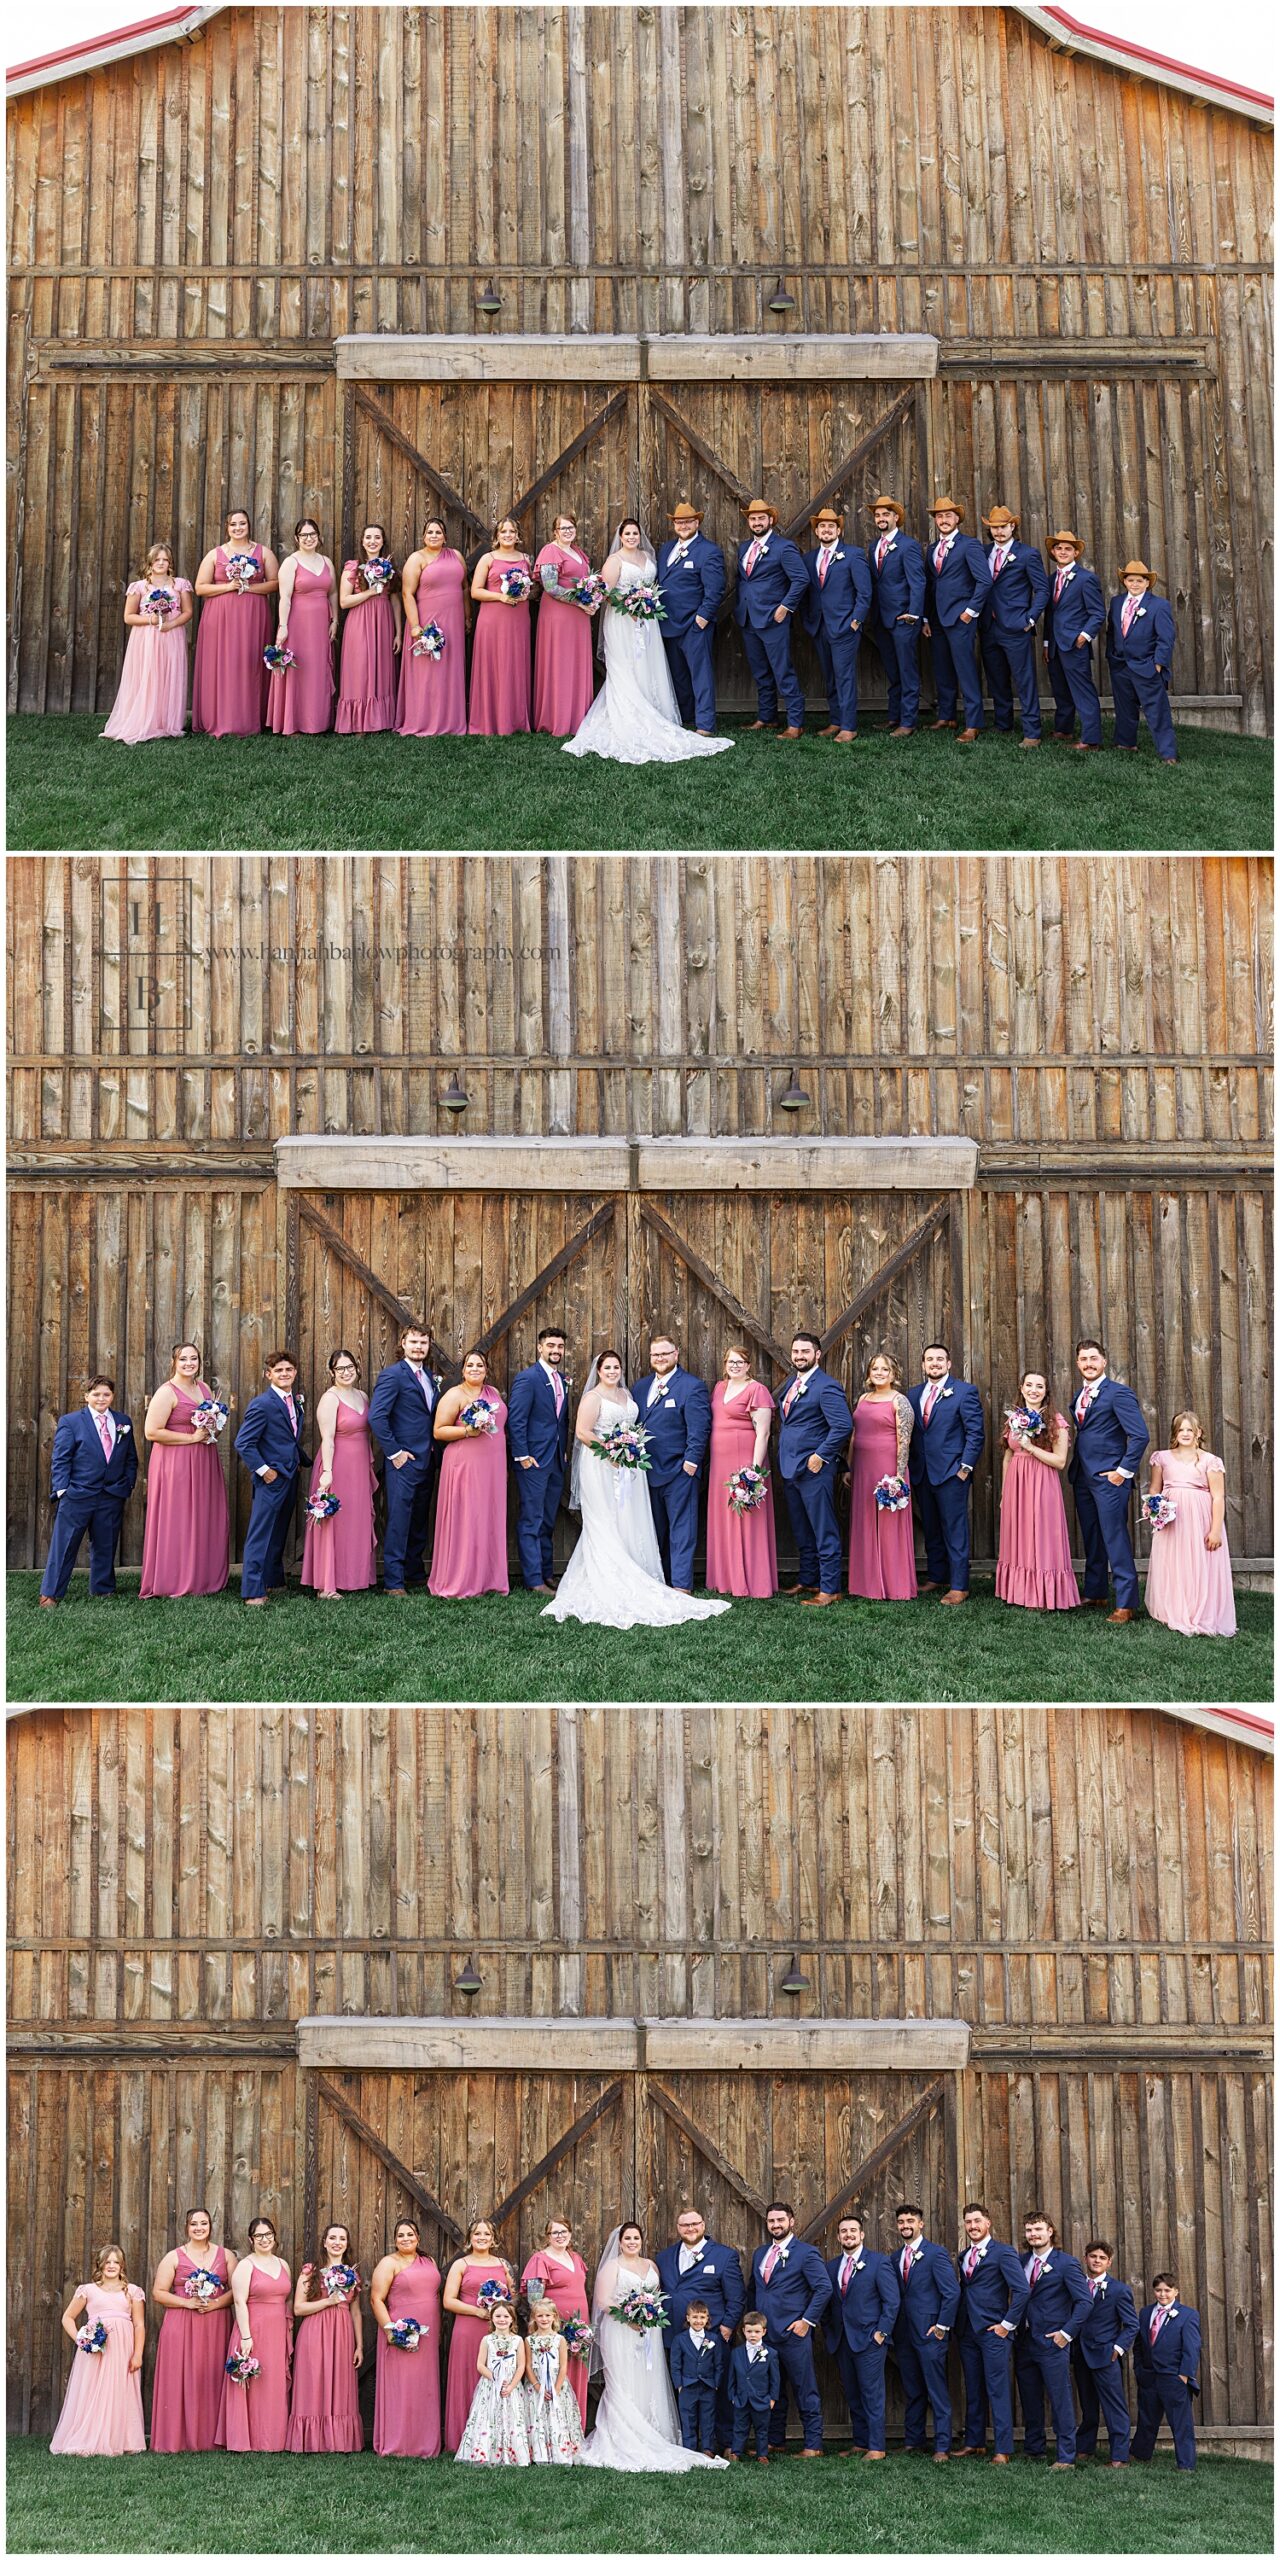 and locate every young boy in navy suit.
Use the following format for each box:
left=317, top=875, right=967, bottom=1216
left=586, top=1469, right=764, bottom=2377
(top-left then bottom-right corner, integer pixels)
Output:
left=1133, top=2275, right=1201, bottom=2470
left=669, top=2300, right=724, bottom=2452
left=39, top=1373, right=139, bottom=1605
left=1067, top=1337, right=1150, bottom=1621
left=1073, top=2240, right=1138, bottom=2464
left=1106, top=561, right=1179, bottom=763
left=728, top=2314, right=780, bottom=2461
